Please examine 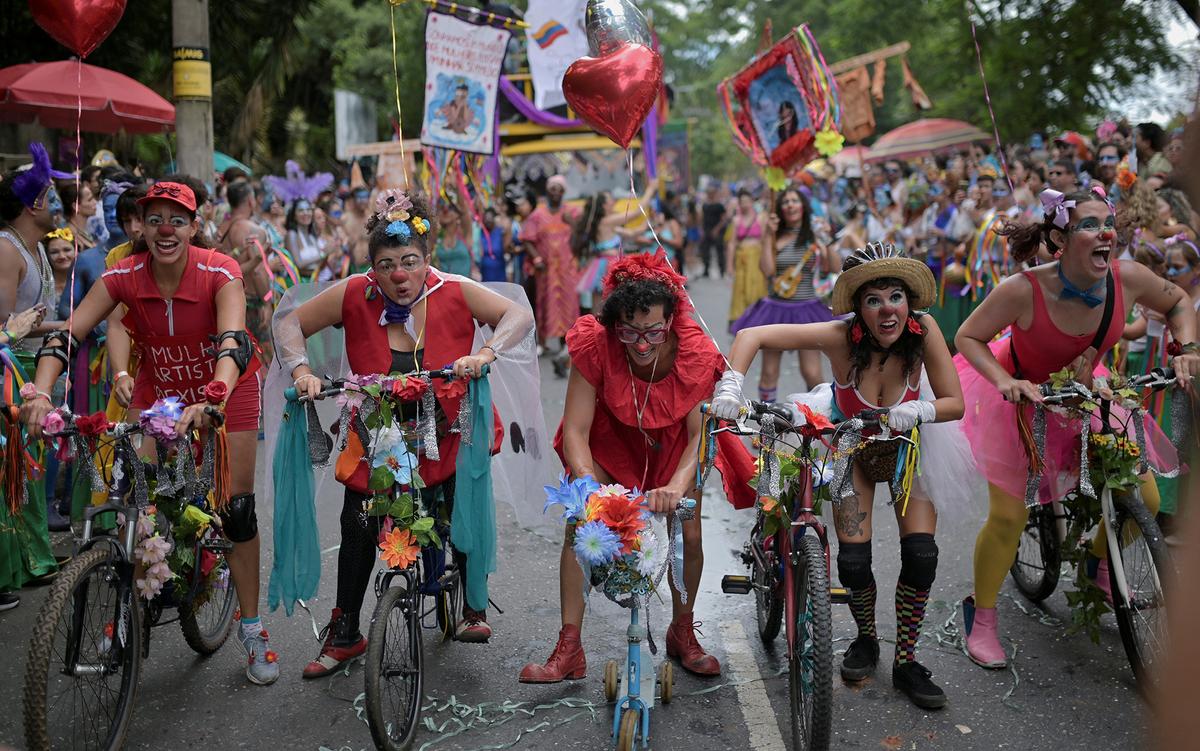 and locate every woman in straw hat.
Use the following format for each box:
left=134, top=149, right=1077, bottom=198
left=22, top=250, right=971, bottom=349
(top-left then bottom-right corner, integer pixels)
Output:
left=711, top=241, right=969, bottom=710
